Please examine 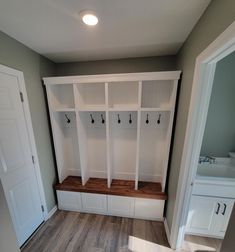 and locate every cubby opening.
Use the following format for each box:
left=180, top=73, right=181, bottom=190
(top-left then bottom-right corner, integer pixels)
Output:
left=141, top=80, right=174, bottom=109
left=109, top=111, right=138, bottom=188
left=108, top=82, right=139, bottom=110
left=49, top=84, right=75, bottom=110
left=52, top=111, right=80, bottom=182
left=77, top=111, right=107, bottom=183
left=75, top=83, right=106, bottom=110
left=138, top=111, right=170, bottom=187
